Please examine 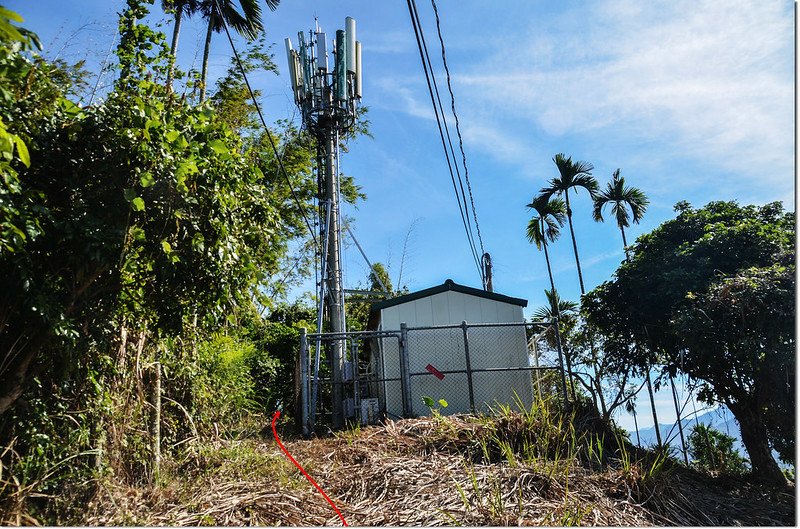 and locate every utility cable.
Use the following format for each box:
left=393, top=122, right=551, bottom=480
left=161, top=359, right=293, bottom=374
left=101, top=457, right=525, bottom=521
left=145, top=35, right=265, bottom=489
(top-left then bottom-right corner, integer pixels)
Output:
left=408, top=0, right=478, bottom=261
left=408, top=0, right=482, bottom=278
left=405, top=0, right=483, bottom=280
left=430, top=0, right=486, bottom=261
left=215, top=2, right=318, bottom=249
